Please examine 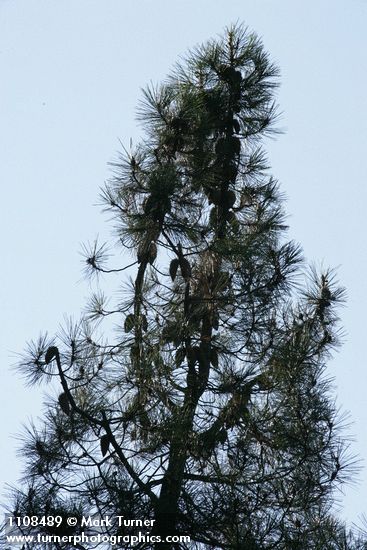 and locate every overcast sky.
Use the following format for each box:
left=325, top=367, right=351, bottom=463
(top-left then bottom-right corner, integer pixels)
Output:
left=1, top=0, right=366, bottom=526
